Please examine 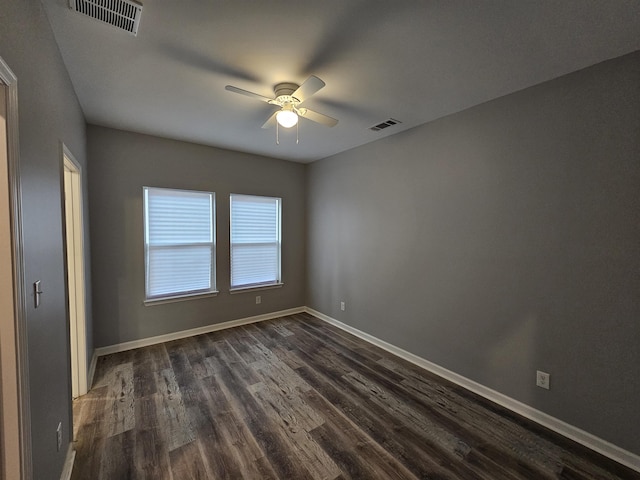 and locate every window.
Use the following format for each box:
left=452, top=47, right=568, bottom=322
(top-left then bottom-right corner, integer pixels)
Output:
left=230, top=194, right=282, bottom=290
left=143, top=187, right=216, bottom=301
